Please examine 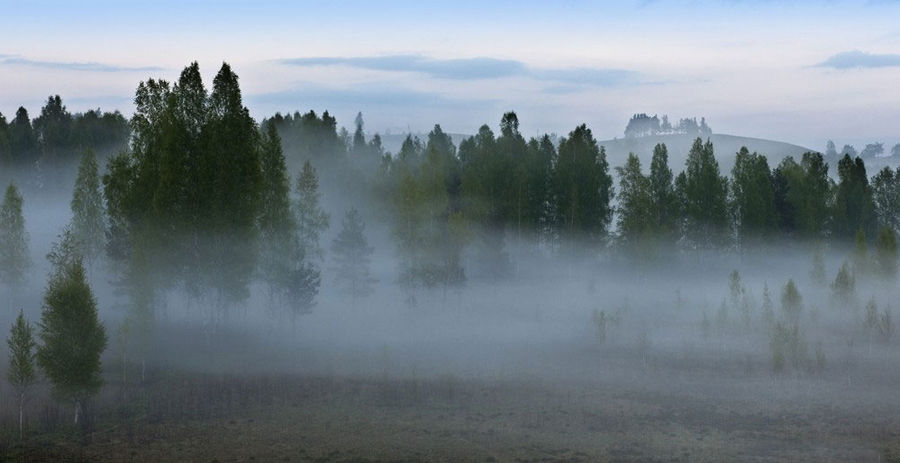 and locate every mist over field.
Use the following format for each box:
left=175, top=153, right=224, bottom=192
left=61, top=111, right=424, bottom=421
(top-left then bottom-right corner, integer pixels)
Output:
left=3, top=2, right=900, bottom=462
